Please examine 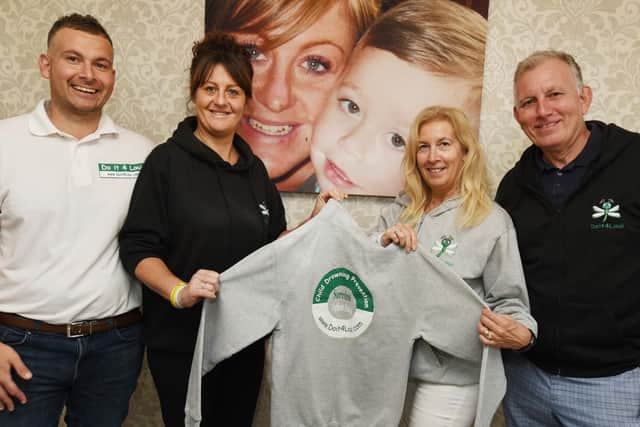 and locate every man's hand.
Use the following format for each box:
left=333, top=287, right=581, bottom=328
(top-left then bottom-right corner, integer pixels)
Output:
left=0, top=342, right=31, bottom=411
